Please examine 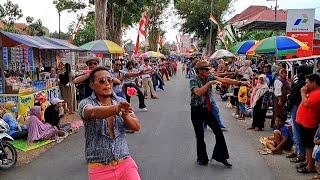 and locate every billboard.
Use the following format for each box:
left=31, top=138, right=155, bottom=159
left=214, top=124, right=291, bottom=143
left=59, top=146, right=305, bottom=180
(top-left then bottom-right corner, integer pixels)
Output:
left=286, top=9, right=315, bottom=57
left=286, top=9, right=315, bottom=32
